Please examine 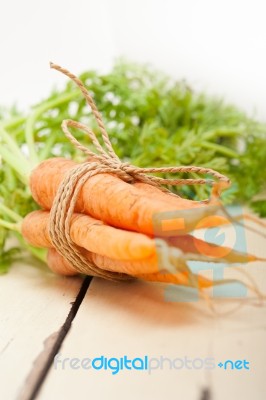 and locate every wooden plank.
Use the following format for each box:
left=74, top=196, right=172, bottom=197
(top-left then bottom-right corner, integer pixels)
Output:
left=39, top=218, right=266, bottom=400
left=38, top=278, right=208, bottom=400
left=38, top=278, right=266, bottom=400
left=0, top=256, right=84, bottom=400
left=209, top=217, right=266, bottom=400
left=211, top=328, right=266, bottom=400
